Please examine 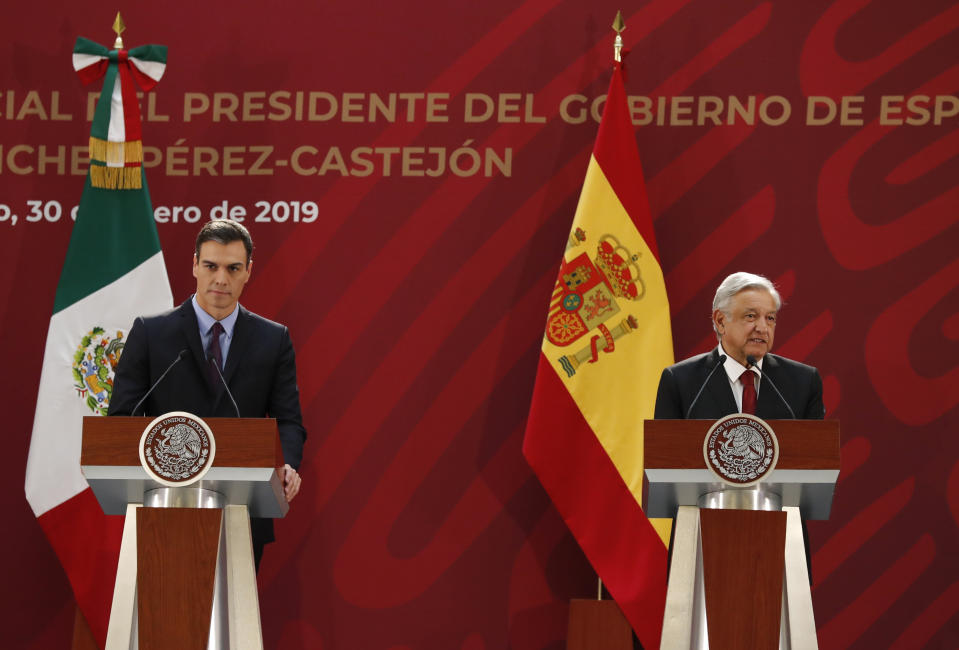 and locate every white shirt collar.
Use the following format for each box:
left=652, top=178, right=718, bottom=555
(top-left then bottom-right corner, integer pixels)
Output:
left=718, top=343, right=762, bottom=384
